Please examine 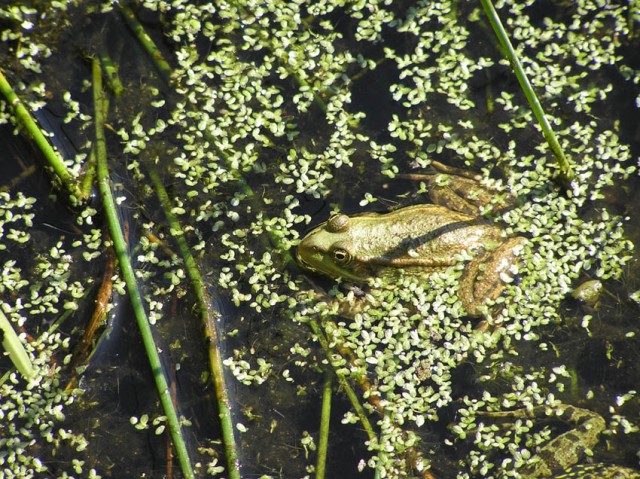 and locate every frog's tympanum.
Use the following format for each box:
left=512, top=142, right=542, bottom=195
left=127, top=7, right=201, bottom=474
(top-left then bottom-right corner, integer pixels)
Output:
left=297, top=163, right=525, bottom=317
